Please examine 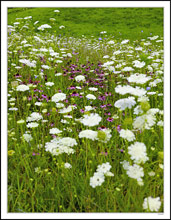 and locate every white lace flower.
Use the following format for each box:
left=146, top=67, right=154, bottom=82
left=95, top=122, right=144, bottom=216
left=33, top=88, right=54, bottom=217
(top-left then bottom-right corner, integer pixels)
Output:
left=86, top=94, right=96, bottom=100
left=128, top=142, right=149, bottom=164
left=16, top=85, right=29, bottom=92
left=114, top=97, right=136, bottom=110
left=79, top=113, right=102, bottom=127
left=119, top=129, right=135, bottom=142
left=75, top=75, right=85, bottom=82
left=49, top=128, right=62, bottom=135
left=51, top=93, right=66, bottom=103
left=79, top=130, right=97, bottom=141
left=143, top=197, right=161, bottom=212
left=126, top=164, right=144, bottom=182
